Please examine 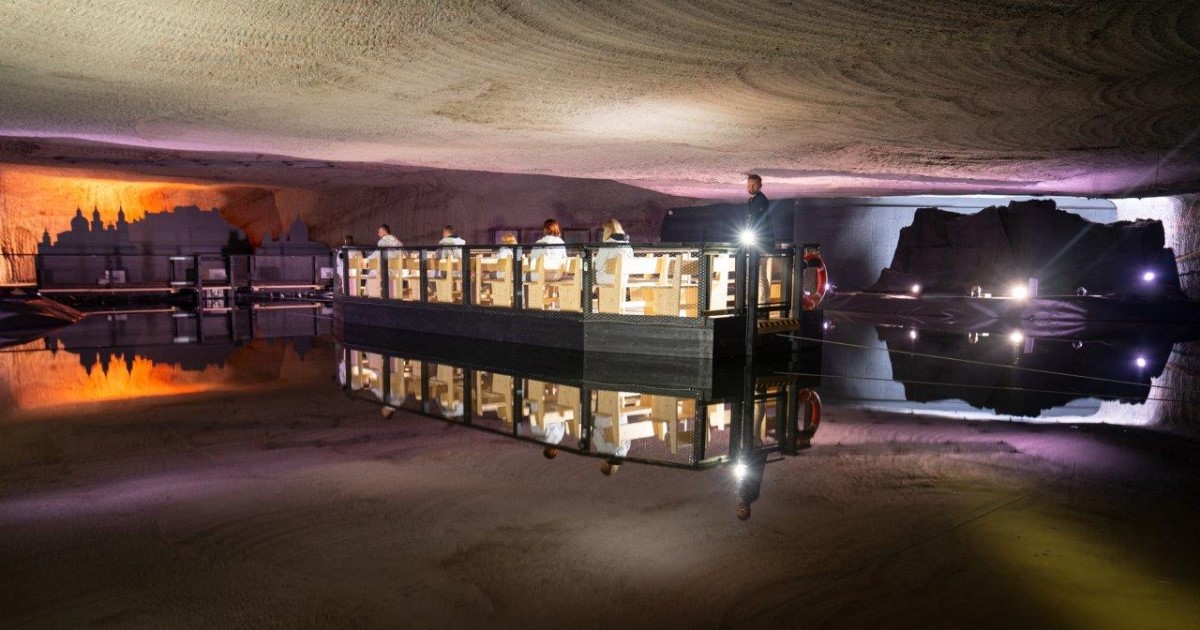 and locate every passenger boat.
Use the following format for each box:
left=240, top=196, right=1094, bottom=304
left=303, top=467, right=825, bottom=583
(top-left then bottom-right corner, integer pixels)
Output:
left=333, top=241, right=826, bottom=360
